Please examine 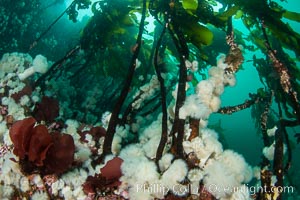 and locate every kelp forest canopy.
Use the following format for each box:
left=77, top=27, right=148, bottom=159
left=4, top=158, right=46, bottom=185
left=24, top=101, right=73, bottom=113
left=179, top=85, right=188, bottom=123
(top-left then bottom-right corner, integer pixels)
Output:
left=11, top=0, right=299, bottom=124
left=0, top=0, right=300, bottom=199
